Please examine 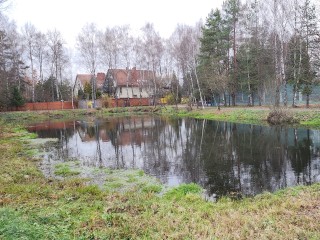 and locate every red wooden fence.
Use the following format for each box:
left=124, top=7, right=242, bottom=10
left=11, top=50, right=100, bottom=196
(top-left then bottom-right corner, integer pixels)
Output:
left=110, top=98, right=150, bottom=108
left=5, top=98, right=151, bottom=112
left=14, top=101, right=77, bottom=111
